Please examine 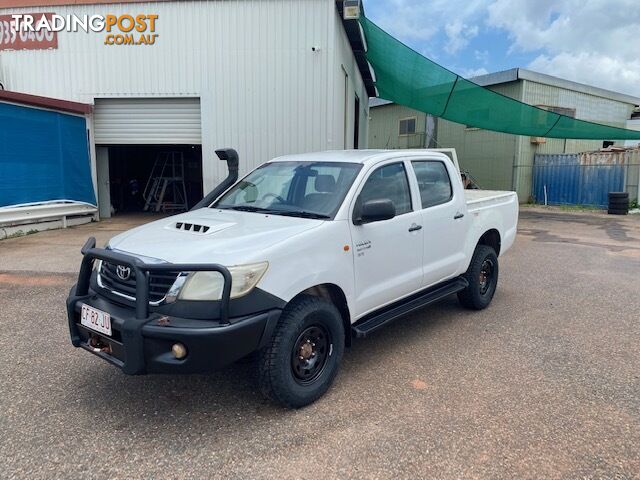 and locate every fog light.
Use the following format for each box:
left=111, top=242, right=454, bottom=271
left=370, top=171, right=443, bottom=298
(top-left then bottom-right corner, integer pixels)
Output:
left=171, top=343, right=187, bottom=359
